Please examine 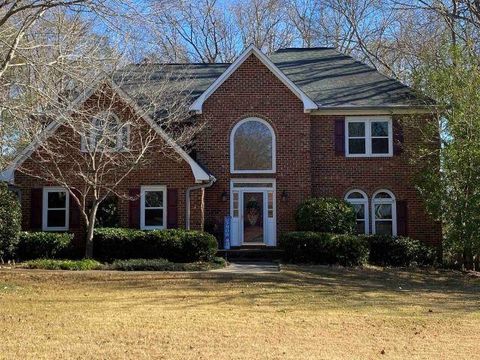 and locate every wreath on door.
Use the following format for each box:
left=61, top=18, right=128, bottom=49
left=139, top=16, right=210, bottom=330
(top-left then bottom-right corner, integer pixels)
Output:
left=246, top=197, right=261, bottom=226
